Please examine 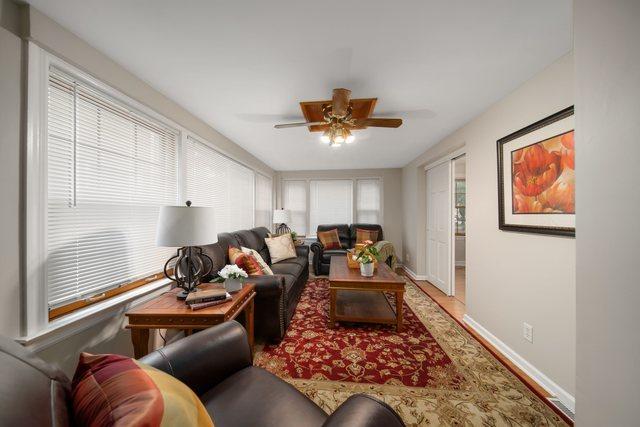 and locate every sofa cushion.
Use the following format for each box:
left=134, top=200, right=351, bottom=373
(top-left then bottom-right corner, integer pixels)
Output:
left=277, top=254, right=308, bottom=269
left=317, top=229, right=342, bottom=250
left=72, top=353, right=213, bottom=427
left=249, top=227, right=273, bottom=265
left=271, top=262, right=303, bottom=278
left=265, top=234, right=297, bottom=264
left=349, top=224, right=383, bottom=246
left=241, top=247, right=273, bottom=275
left=321, top=249, right=348, bottom=263
left=355, top=228, right=380, bottom=244
left=217, top=232, right=241, bottom=256
left=201, top=367, right=326, bottom=427
left=317, top=224, right=350, bottom=248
